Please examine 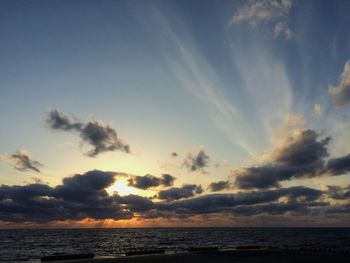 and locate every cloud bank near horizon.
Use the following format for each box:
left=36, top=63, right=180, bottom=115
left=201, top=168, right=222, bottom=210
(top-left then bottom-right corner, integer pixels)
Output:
left=0, top=169, right=349, bottom=224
